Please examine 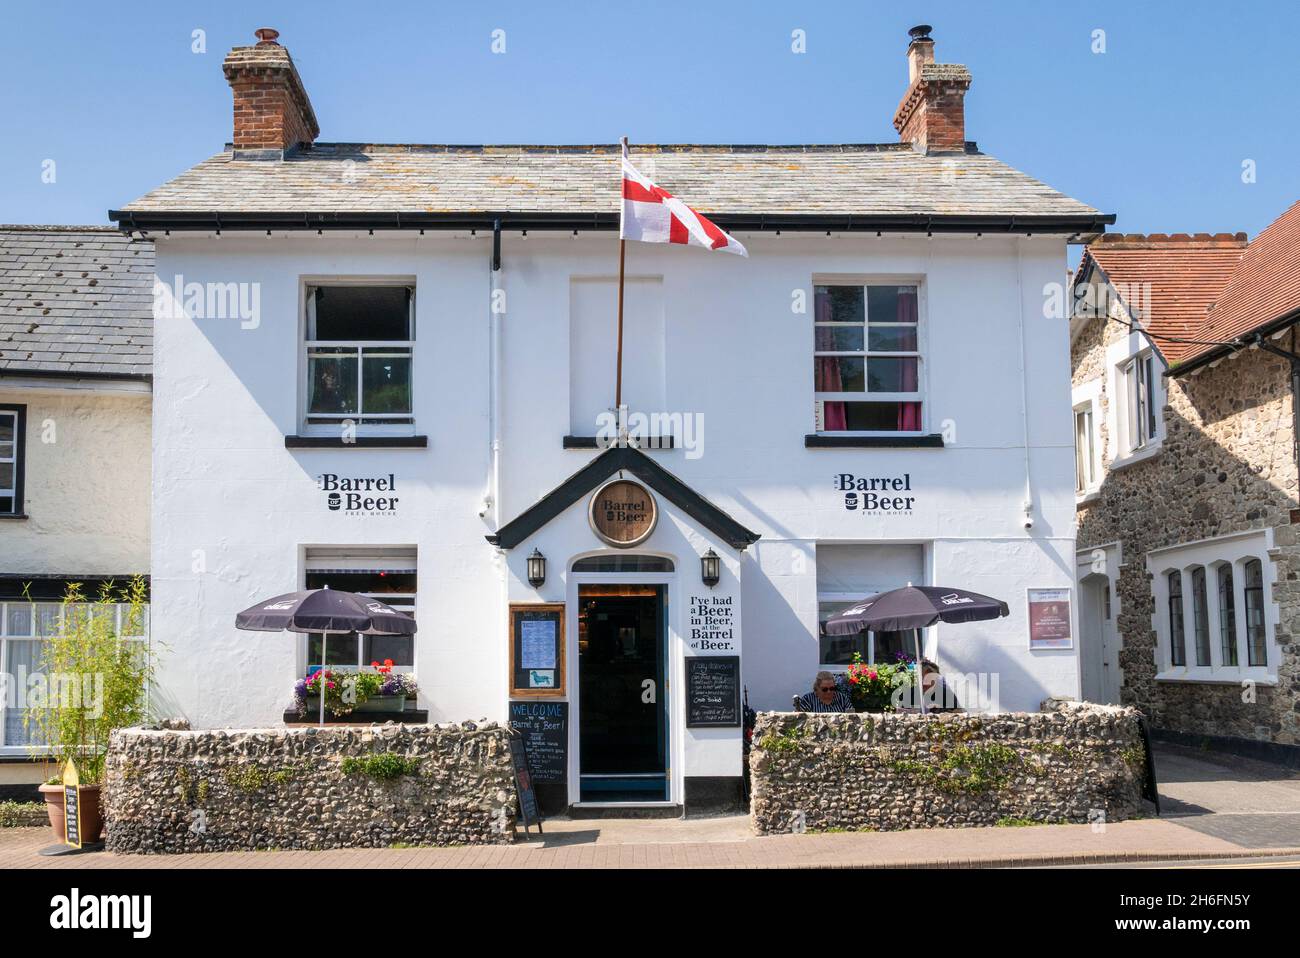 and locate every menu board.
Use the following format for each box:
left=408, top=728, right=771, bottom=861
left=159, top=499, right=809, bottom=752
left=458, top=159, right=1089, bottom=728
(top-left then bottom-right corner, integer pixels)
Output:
left=507, top=730, right=542, bottom=831
left=685, top=656, right=741, bottom=728
left=509, top=603, right=565, bottom=696
left=508, top=700, right=568, bottom=783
